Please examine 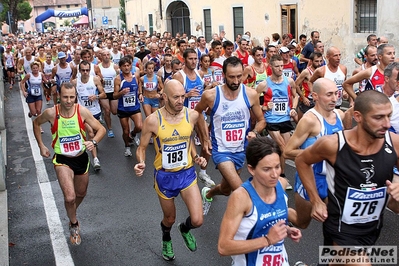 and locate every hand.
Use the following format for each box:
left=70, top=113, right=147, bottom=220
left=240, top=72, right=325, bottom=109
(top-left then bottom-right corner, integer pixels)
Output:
left=267, top=220, right=288, bottom=245
left=311, top=200, right=328, bottom=222
left=23, top=91, right=28, bottom=98
left=246, top=131, right=257, bottom=140
left=39, top=145, right=50, bottom=158
left=134, top=162, right=146, bottom=176
left=194, top=156, right=207, bottom=167
left=287, top=226, right=302, bottom=243
left=302, top=97, right=310, bottom=106
left=122, top=88, right=130, bottom=95
left=83, top=140, right=96, bottom=152
left=187, top=89, right=200, bottom=98
left=138, top=94, right=144, bottom=103
left=202, top=139, right=212, bottom=156
left=386, top=180, right=399, bottom=201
